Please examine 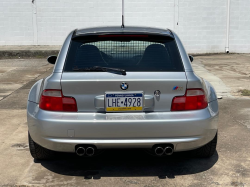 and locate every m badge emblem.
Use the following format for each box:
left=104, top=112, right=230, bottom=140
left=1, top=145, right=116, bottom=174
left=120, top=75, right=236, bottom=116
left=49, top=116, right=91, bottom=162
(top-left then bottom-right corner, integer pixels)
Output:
left=173, top=86, right=183, bottom=91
